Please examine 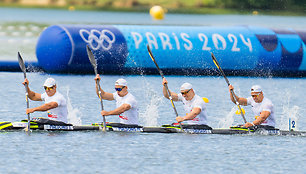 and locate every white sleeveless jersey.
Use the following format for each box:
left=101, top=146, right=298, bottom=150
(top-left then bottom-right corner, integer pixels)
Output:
left=247, top=97, right=275, bottom=127
left=178, top=94, right=208, bottom=125
left=41, top=91, right=68, bottom=123
left=113, top=92, right=139, bottom=125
